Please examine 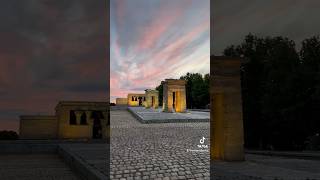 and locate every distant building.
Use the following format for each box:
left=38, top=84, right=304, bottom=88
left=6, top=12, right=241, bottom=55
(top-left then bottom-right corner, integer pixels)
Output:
left=19, top=101, right=109, bottom=140
left=127, top=93, right=146, bottom=106
left=116, top=98, right=127, bottom=105
left=144, top=89, right=159, bottom=109
left=116, top=91, right=160, bottom=109
left=114, top=79, right=188, bottom=113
